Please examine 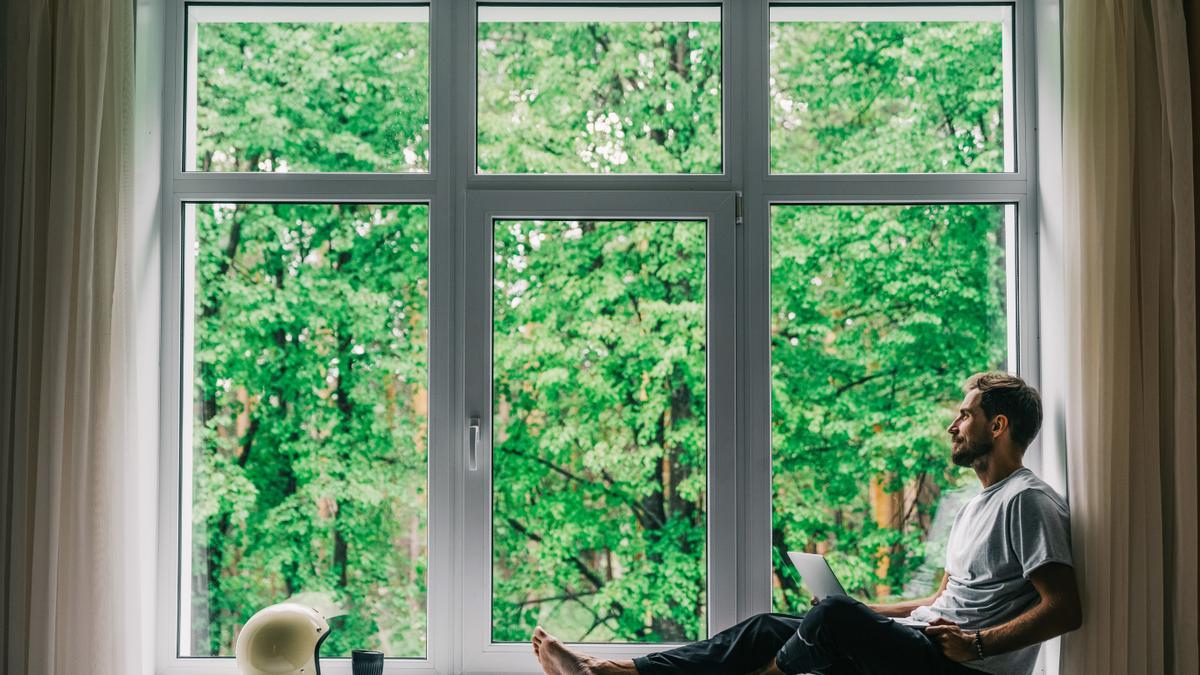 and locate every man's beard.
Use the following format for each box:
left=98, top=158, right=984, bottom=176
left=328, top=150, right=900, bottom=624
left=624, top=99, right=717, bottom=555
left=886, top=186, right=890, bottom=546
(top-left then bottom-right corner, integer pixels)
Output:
left=951, top=433, right=993, bottom=467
